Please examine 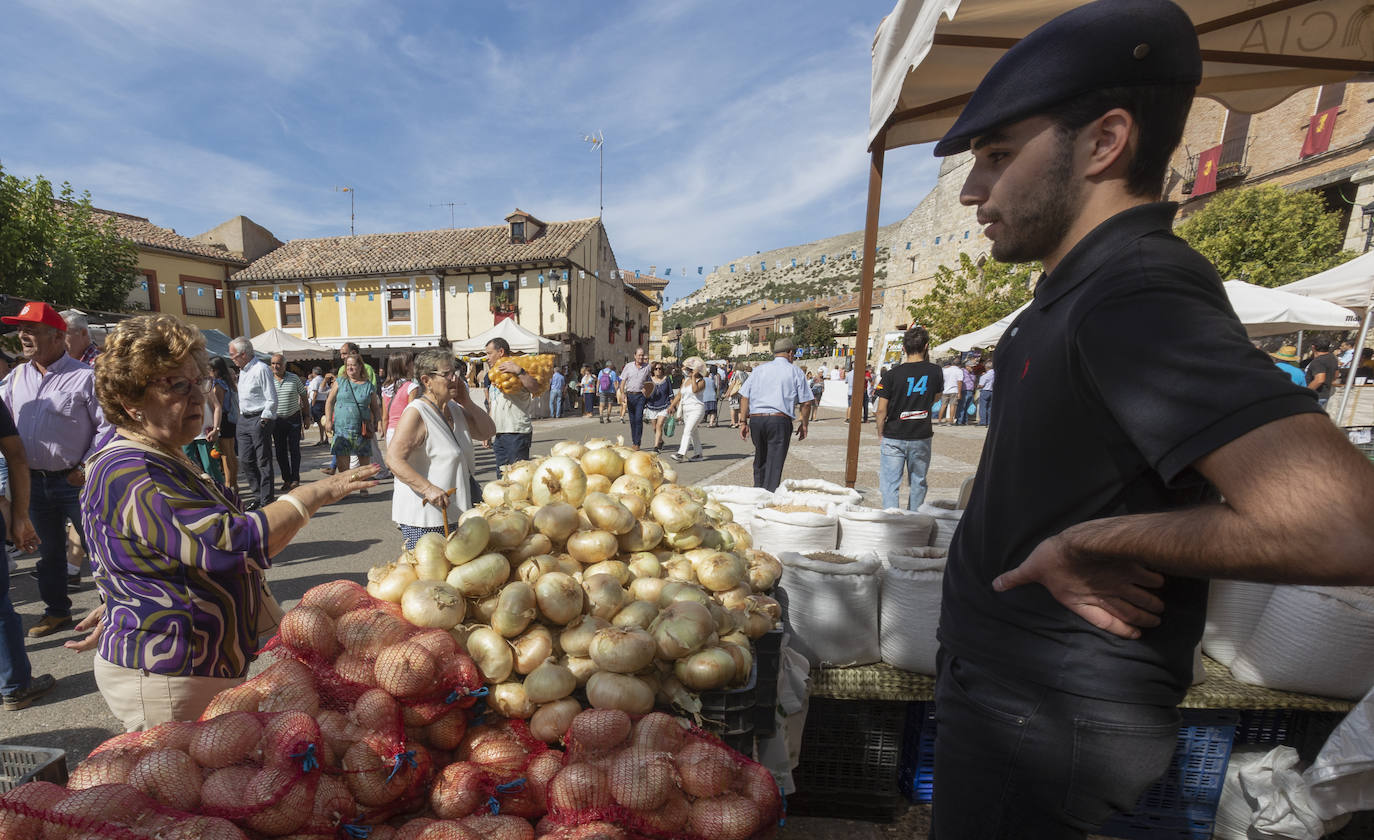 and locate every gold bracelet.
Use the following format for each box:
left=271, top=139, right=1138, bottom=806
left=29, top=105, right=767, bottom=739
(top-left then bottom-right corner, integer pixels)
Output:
left=279, top=494, right=310, bottom=523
